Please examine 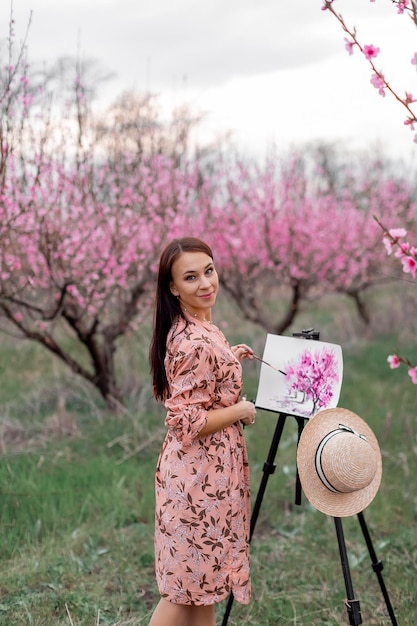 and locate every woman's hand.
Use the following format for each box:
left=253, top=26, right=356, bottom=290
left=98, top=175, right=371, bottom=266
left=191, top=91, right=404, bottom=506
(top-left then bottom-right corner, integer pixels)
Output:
left=200, top=399, right=256, bottom=436
left=231, top=343, right=254, bottom=363
left=239, top=399, right=256, bottom=426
